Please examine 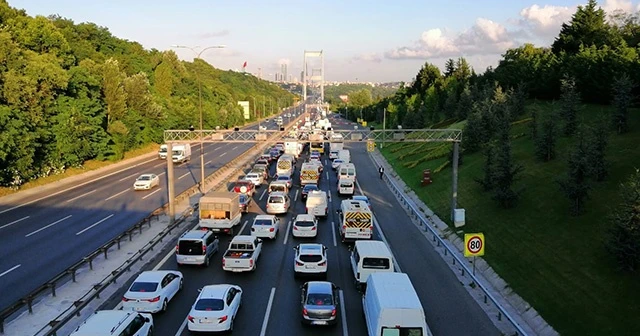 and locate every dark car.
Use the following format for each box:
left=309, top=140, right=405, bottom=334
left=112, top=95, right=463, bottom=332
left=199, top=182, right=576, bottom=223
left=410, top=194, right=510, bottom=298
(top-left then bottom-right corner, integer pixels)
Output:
left=239, top=194, right=251, bottom=213
left=259, top=153, right=272, bottom=163
left=301, top=184, right=319, bottom=201
left=300, top=281, right=339, bottom=326
left=269, top=148, right=280, bottom=160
